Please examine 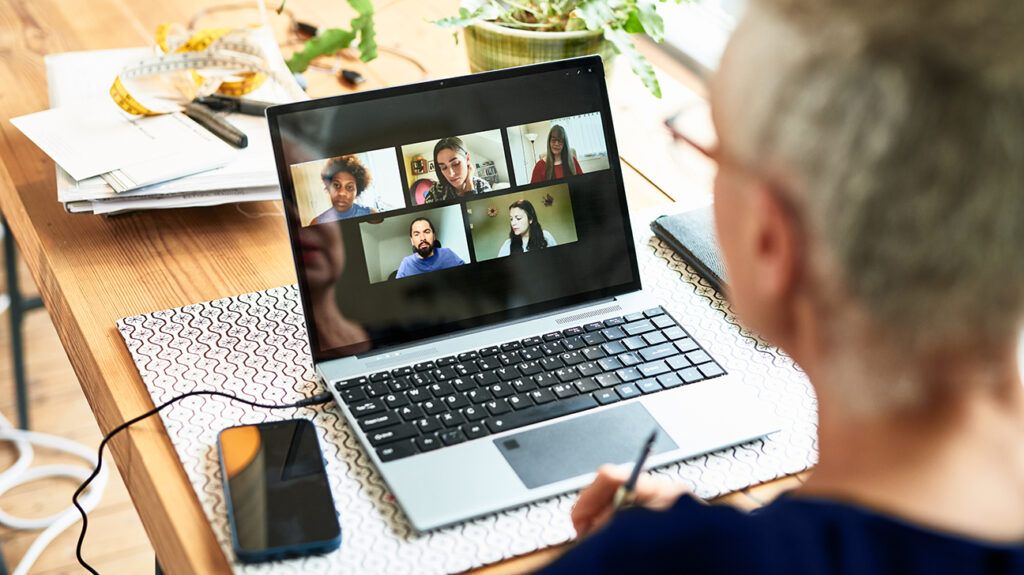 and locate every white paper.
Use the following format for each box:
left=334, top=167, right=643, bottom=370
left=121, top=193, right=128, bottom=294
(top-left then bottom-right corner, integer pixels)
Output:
left=11, top=97, right=235, bottom=183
